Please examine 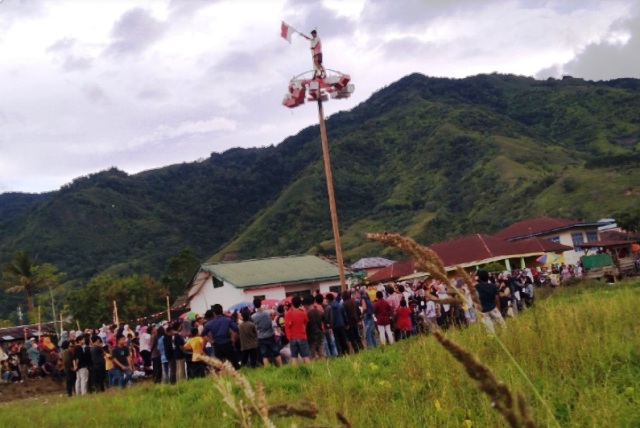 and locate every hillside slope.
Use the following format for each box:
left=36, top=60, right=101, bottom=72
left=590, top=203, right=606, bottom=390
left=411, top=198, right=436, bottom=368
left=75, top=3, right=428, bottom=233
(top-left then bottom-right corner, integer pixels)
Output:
left=212, top=73, right=640, bottom=261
